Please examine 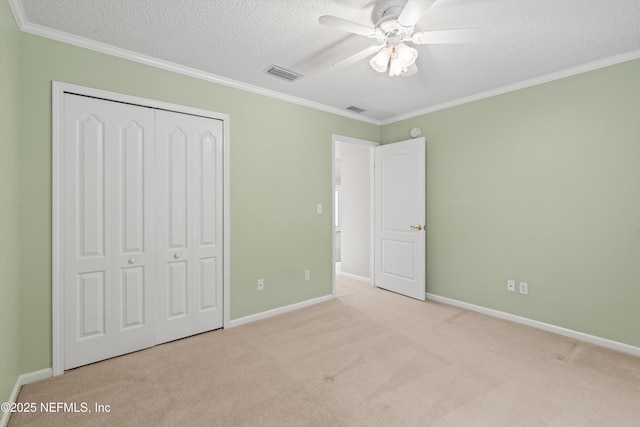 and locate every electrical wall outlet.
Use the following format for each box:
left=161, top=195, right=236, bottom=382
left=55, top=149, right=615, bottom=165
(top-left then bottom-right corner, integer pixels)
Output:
left=304, top=271, right=310, bottom=281
left=507, top=279, right=515, bottom=292
left=257, top=279, right=264, bottom=291
left=519, top=282, right=528, bottom=295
